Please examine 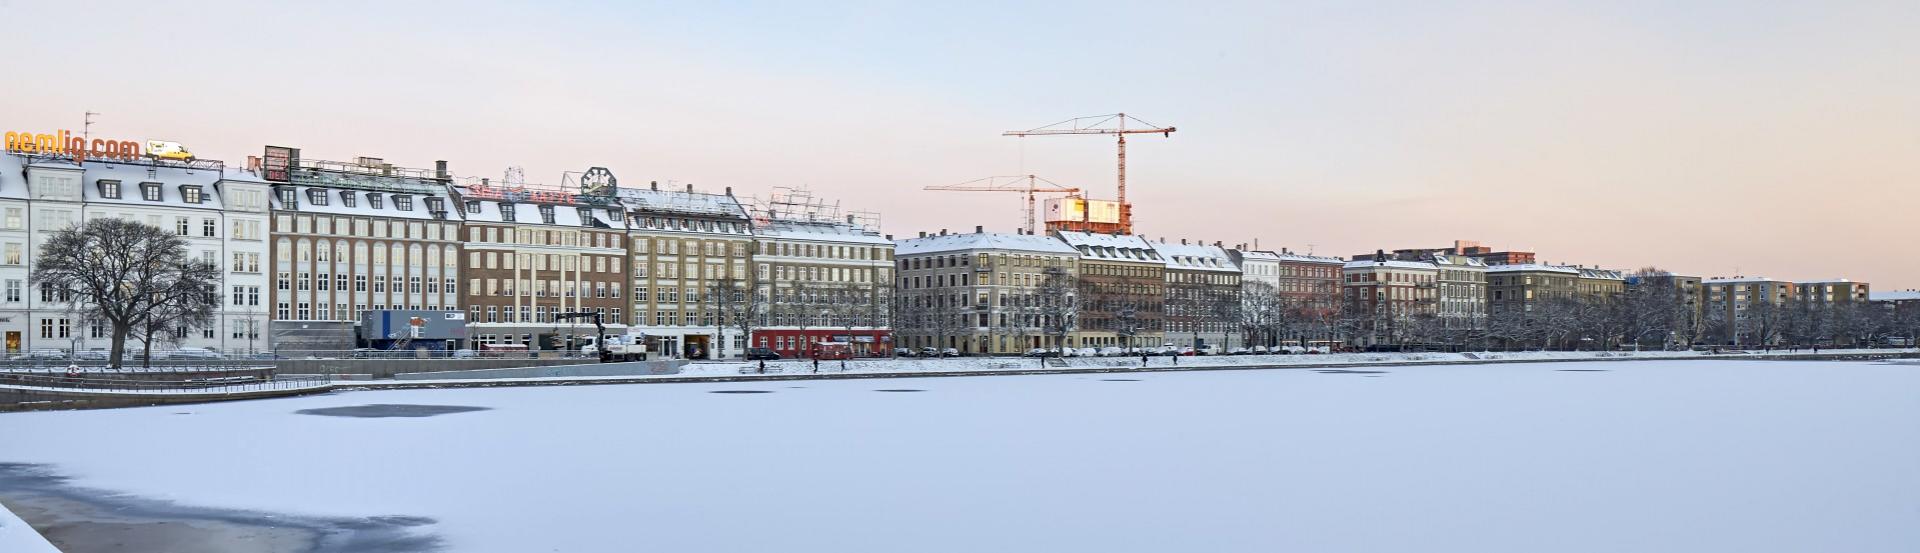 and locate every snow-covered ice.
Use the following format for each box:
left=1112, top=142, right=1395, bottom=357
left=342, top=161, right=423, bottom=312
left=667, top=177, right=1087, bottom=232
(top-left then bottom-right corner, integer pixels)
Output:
left=3, top=359, right=1918, bottom=552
